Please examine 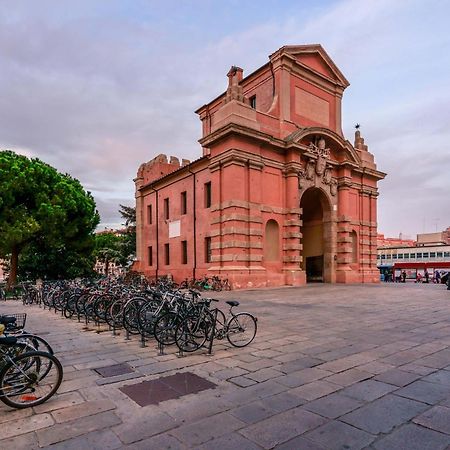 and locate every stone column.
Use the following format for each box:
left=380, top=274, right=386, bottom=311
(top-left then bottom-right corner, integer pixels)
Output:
left=282, top=164, right=304, bottom=285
